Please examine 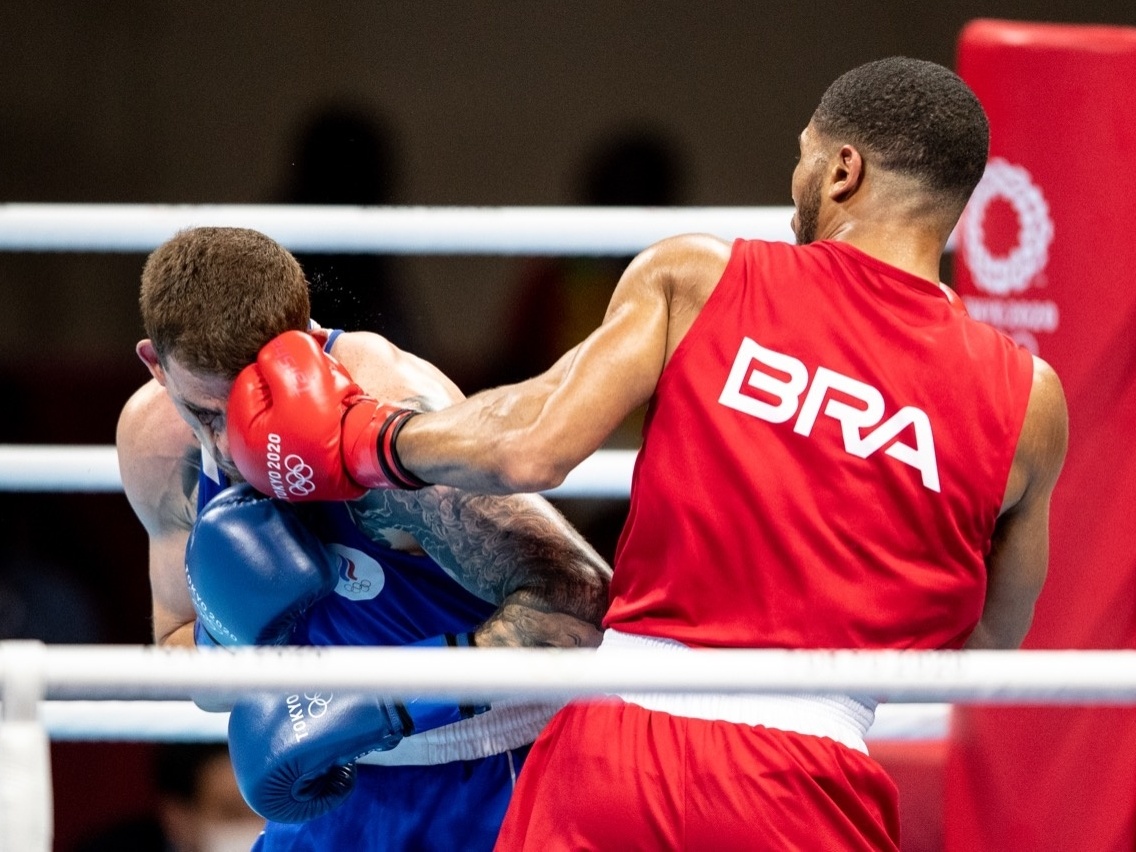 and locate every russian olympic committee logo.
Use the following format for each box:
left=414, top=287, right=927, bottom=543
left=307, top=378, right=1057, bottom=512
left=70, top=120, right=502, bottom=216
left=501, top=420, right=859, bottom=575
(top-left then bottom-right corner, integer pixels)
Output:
left=961, top=158, right=1054, bottom=296
left=330, top=544, right=386, bottom=601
